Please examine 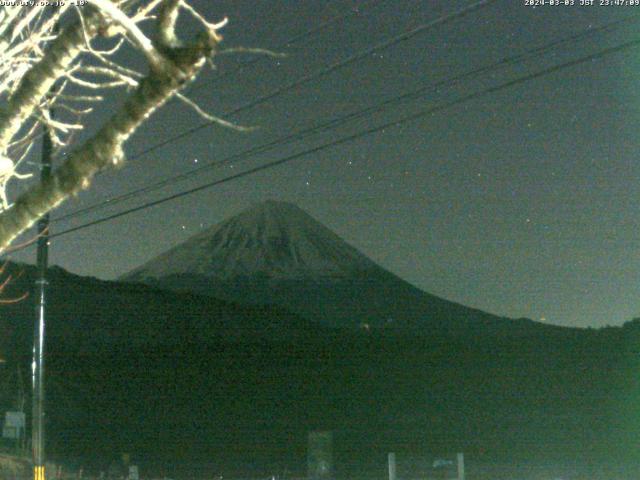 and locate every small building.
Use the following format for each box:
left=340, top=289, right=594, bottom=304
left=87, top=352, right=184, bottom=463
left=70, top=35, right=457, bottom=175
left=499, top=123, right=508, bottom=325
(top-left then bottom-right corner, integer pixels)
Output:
left=0, top=363, right=27, bottom=451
